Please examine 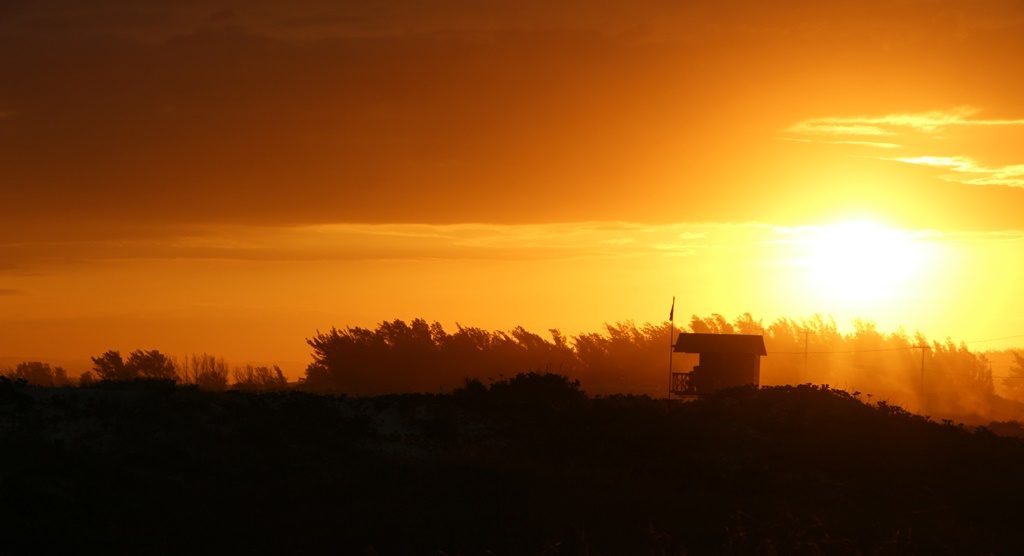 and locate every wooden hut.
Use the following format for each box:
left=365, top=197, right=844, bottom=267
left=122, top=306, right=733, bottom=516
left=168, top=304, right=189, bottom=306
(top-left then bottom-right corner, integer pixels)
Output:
left=671, top=333, right=766, bottom=397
